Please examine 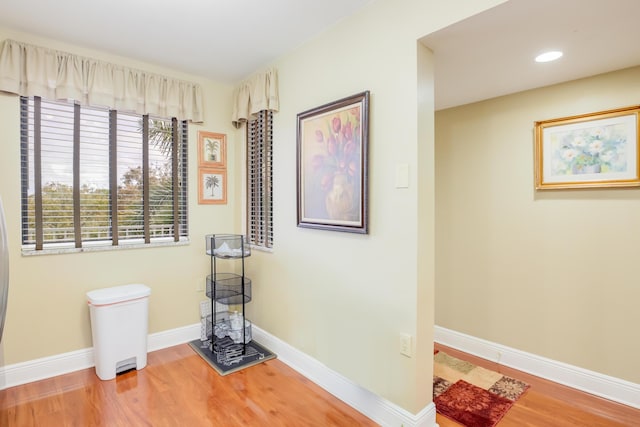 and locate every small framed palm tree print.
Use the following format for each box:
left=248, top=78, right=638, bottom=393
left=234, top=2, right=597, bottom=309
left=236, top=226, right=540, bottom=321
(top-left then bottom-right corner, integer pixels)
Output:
left=198, top=131, right=226, bottom=168
left=198, top=168, right=227, bottom=204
